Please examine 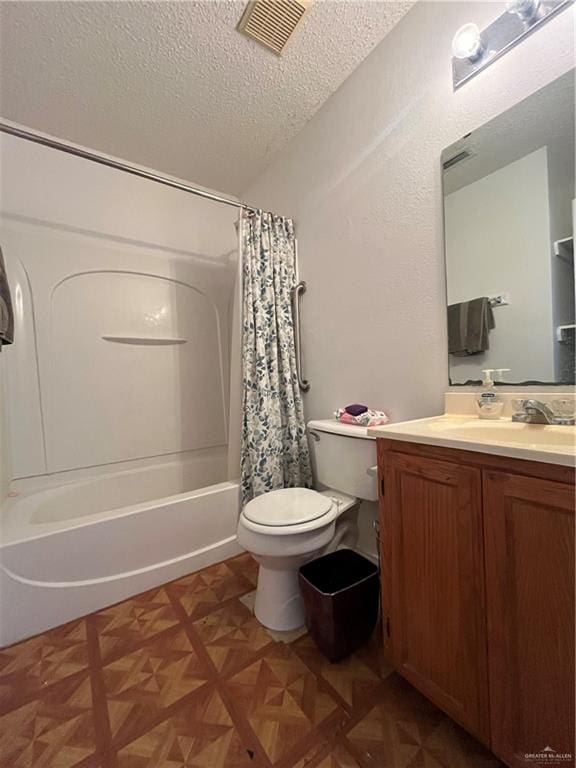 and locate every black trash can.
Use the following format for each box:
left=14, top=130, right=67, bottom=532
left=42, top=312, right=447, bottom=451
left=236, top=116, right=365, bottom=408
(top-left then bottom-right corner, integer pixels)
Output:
left=298, top=549, right=379, bottom=663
